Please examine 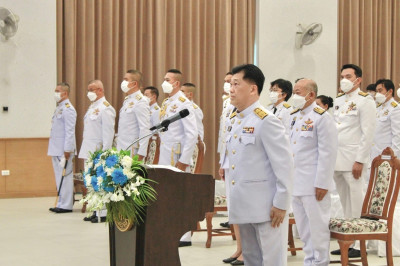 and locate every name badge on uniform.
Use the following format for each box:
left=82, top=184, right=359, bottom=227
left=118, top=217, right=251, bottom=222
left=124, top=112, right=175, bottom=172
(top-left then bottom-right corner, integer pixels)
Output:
left=301, top=118, right=313, bottom=131
left=347, top=102, right=357, bottom=112
left=242, top=127, right=254, bottom=134
left=290, top=117, right=297, bottom=129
